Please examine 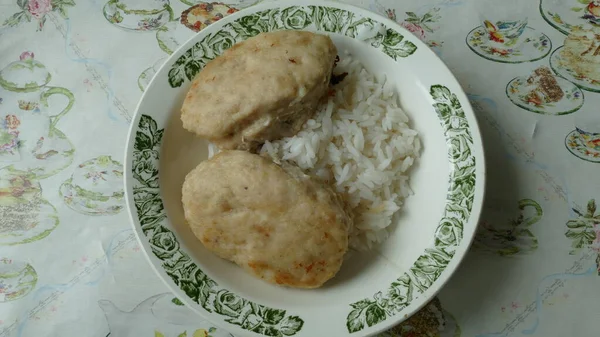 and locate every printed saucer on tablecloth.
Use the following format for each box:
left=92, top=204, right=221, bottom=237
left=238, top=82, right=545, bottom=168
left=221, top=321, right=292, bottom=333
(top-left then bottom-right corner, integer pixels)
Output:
left=0, top=166, right=59, bottom=245
left=540, top=0, right=600, bottom=35
left=156, top=3, right=242, bottom=55
left=59, top=156, right=124, bottom=216
left=180, top=2, right=239, bottom=32
left=59, top=179, right=124, bottom=215
left=0, top=127, right=76, bottom=180
left=550, top=46, right=600, bottom=92
left=506, top=75, right=584, bottom=115
left=466, top=26, right=552, bottom=63
left=0, top=198, right=59, bottom=246
left=0, top=258, right=37, bottom=302
left=565, top=130, right=600, bottom=163
left=103, top=0, right=173, bottom=31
